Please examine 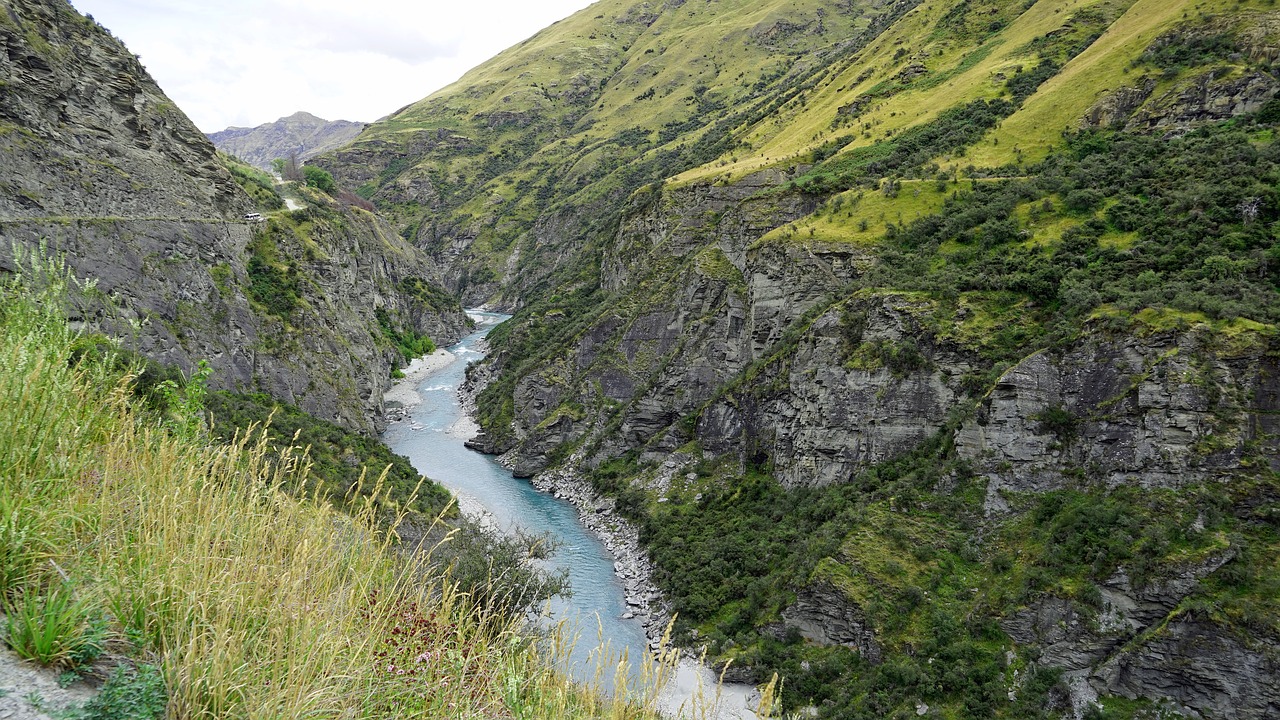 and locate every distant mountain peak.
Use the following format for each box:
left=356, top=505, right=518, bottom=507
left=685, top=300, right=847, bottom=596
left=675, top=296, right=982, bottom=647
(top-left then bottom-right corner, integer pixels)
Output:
left=208, top=112, right=364, bottom=171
